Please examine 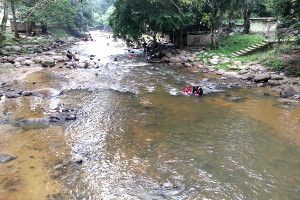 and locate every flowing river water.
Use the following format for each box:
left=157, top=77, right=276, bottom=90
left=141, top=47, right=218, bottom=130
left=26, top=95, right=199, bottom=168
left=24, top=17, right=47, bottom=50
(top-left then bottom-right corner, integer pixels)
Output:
left=0, top=31, right=300, bottom=200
